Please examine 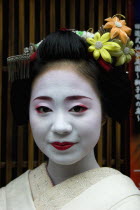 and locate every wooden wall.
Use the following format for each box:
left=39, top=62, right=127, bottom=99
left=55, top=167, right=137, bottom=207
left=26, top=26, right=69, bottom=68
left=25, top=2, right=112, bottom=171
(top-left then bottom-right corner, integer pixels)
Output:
left=0, top=0, right=130, bottom=187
